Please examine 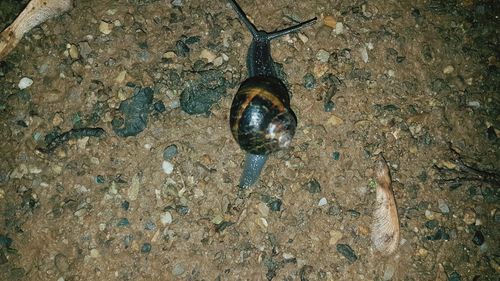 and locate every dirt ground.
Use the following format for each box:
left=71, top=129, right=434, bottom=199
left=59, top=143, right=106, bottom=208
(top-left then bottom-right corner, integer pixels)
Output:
left=0, top=0, right=499, bottom=280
